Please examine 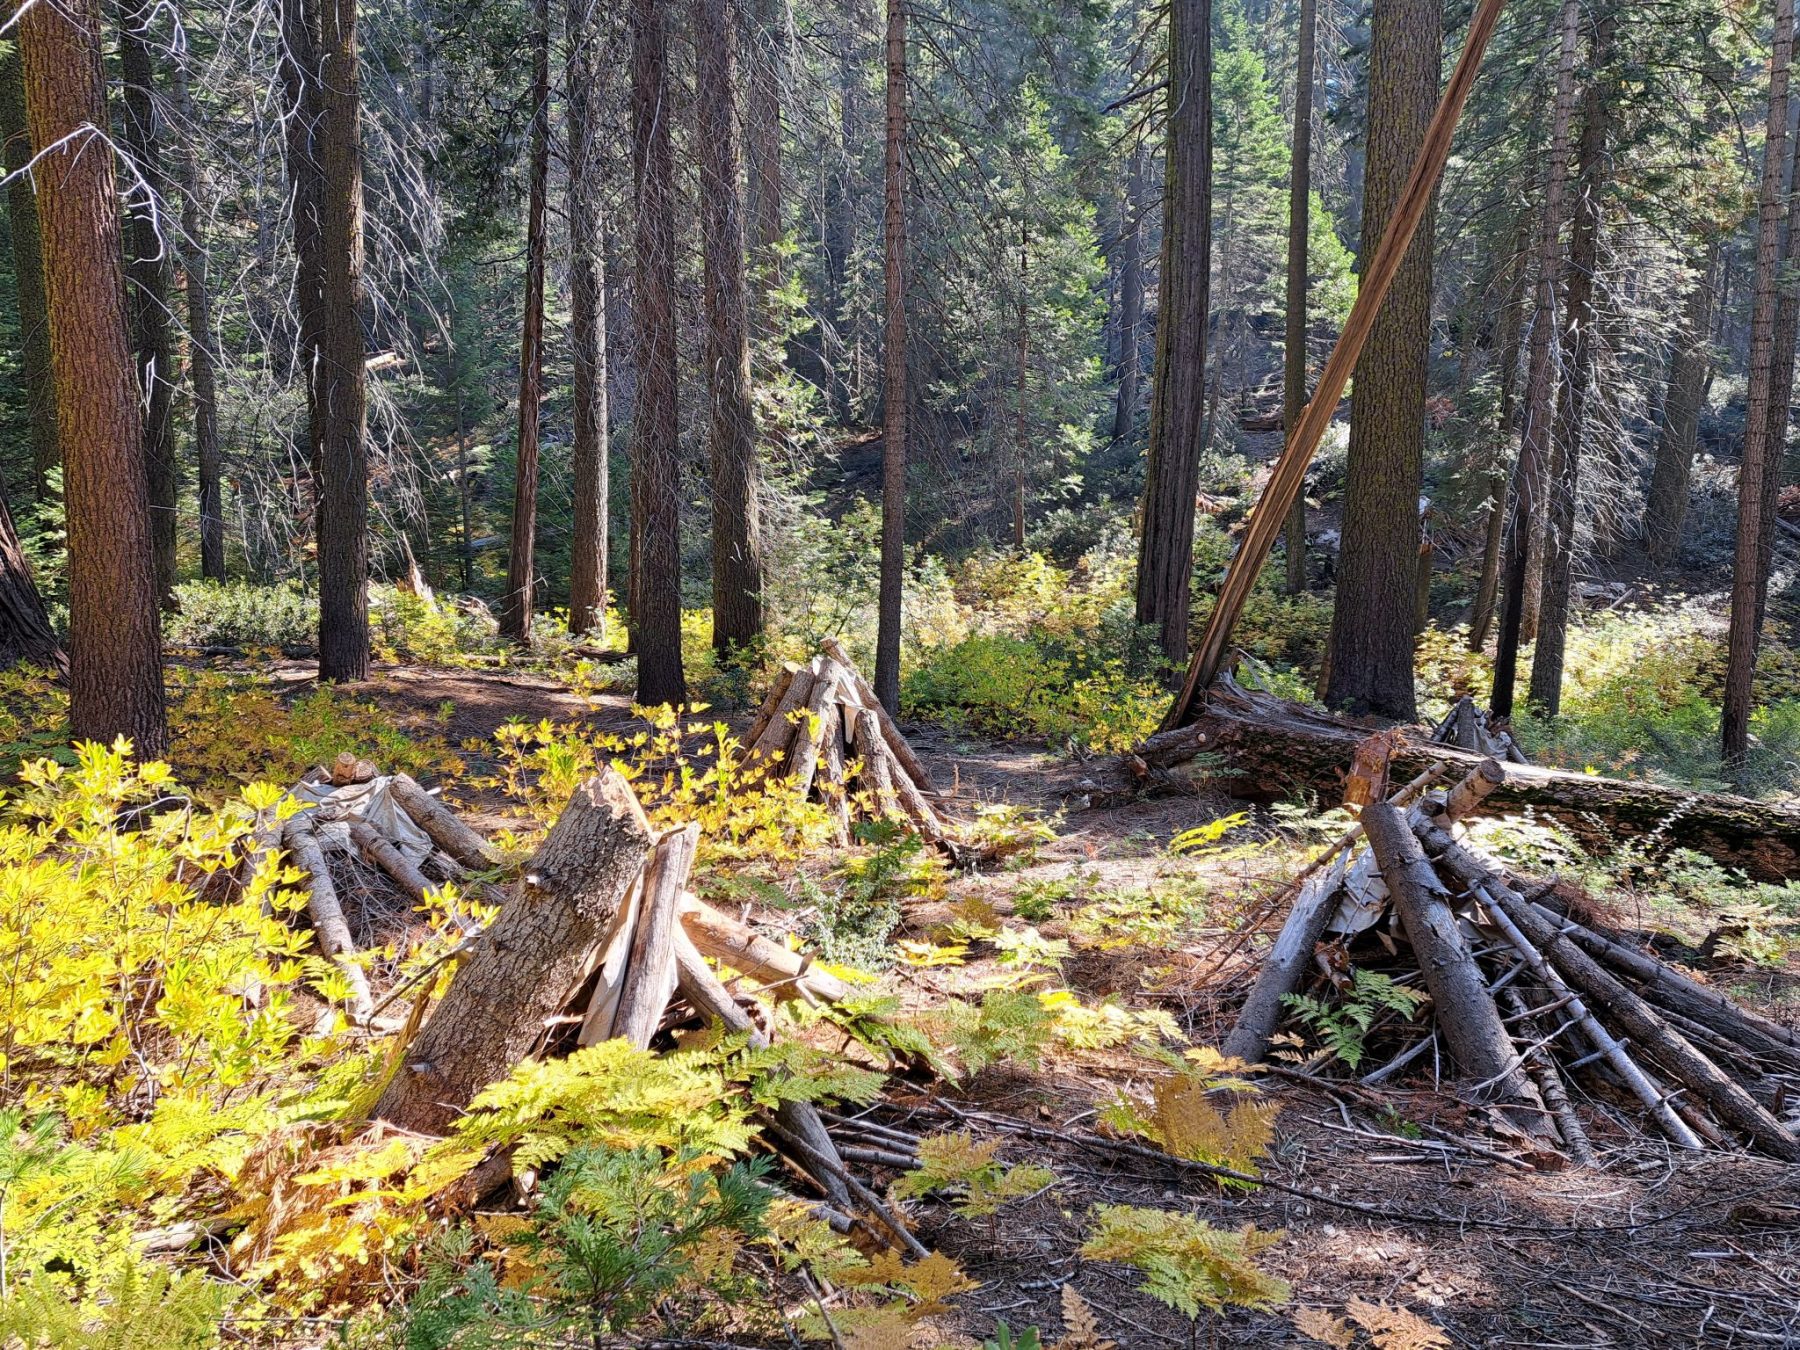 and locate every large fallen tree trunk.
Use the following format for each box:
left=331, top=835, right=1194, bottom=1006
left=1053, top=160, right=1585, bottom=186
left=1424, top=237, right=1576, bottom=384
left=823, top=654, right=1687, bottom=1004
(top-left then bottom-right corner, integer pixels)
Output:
left=373, top=768, right=655, bottom=1134
left=1138, top=682, right=1800, bottom=879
